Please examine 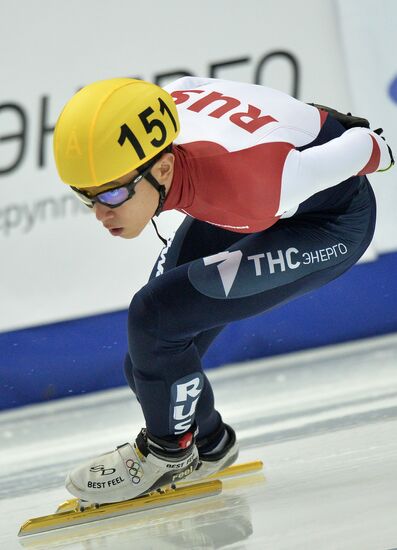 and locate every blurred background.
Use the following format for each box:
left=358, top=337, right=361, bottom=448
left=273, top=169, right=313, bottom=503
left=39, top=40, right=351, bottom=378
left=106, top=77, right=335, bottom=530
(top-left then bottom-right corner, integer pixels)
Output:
left=1, top=0, right=396, bottom=410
